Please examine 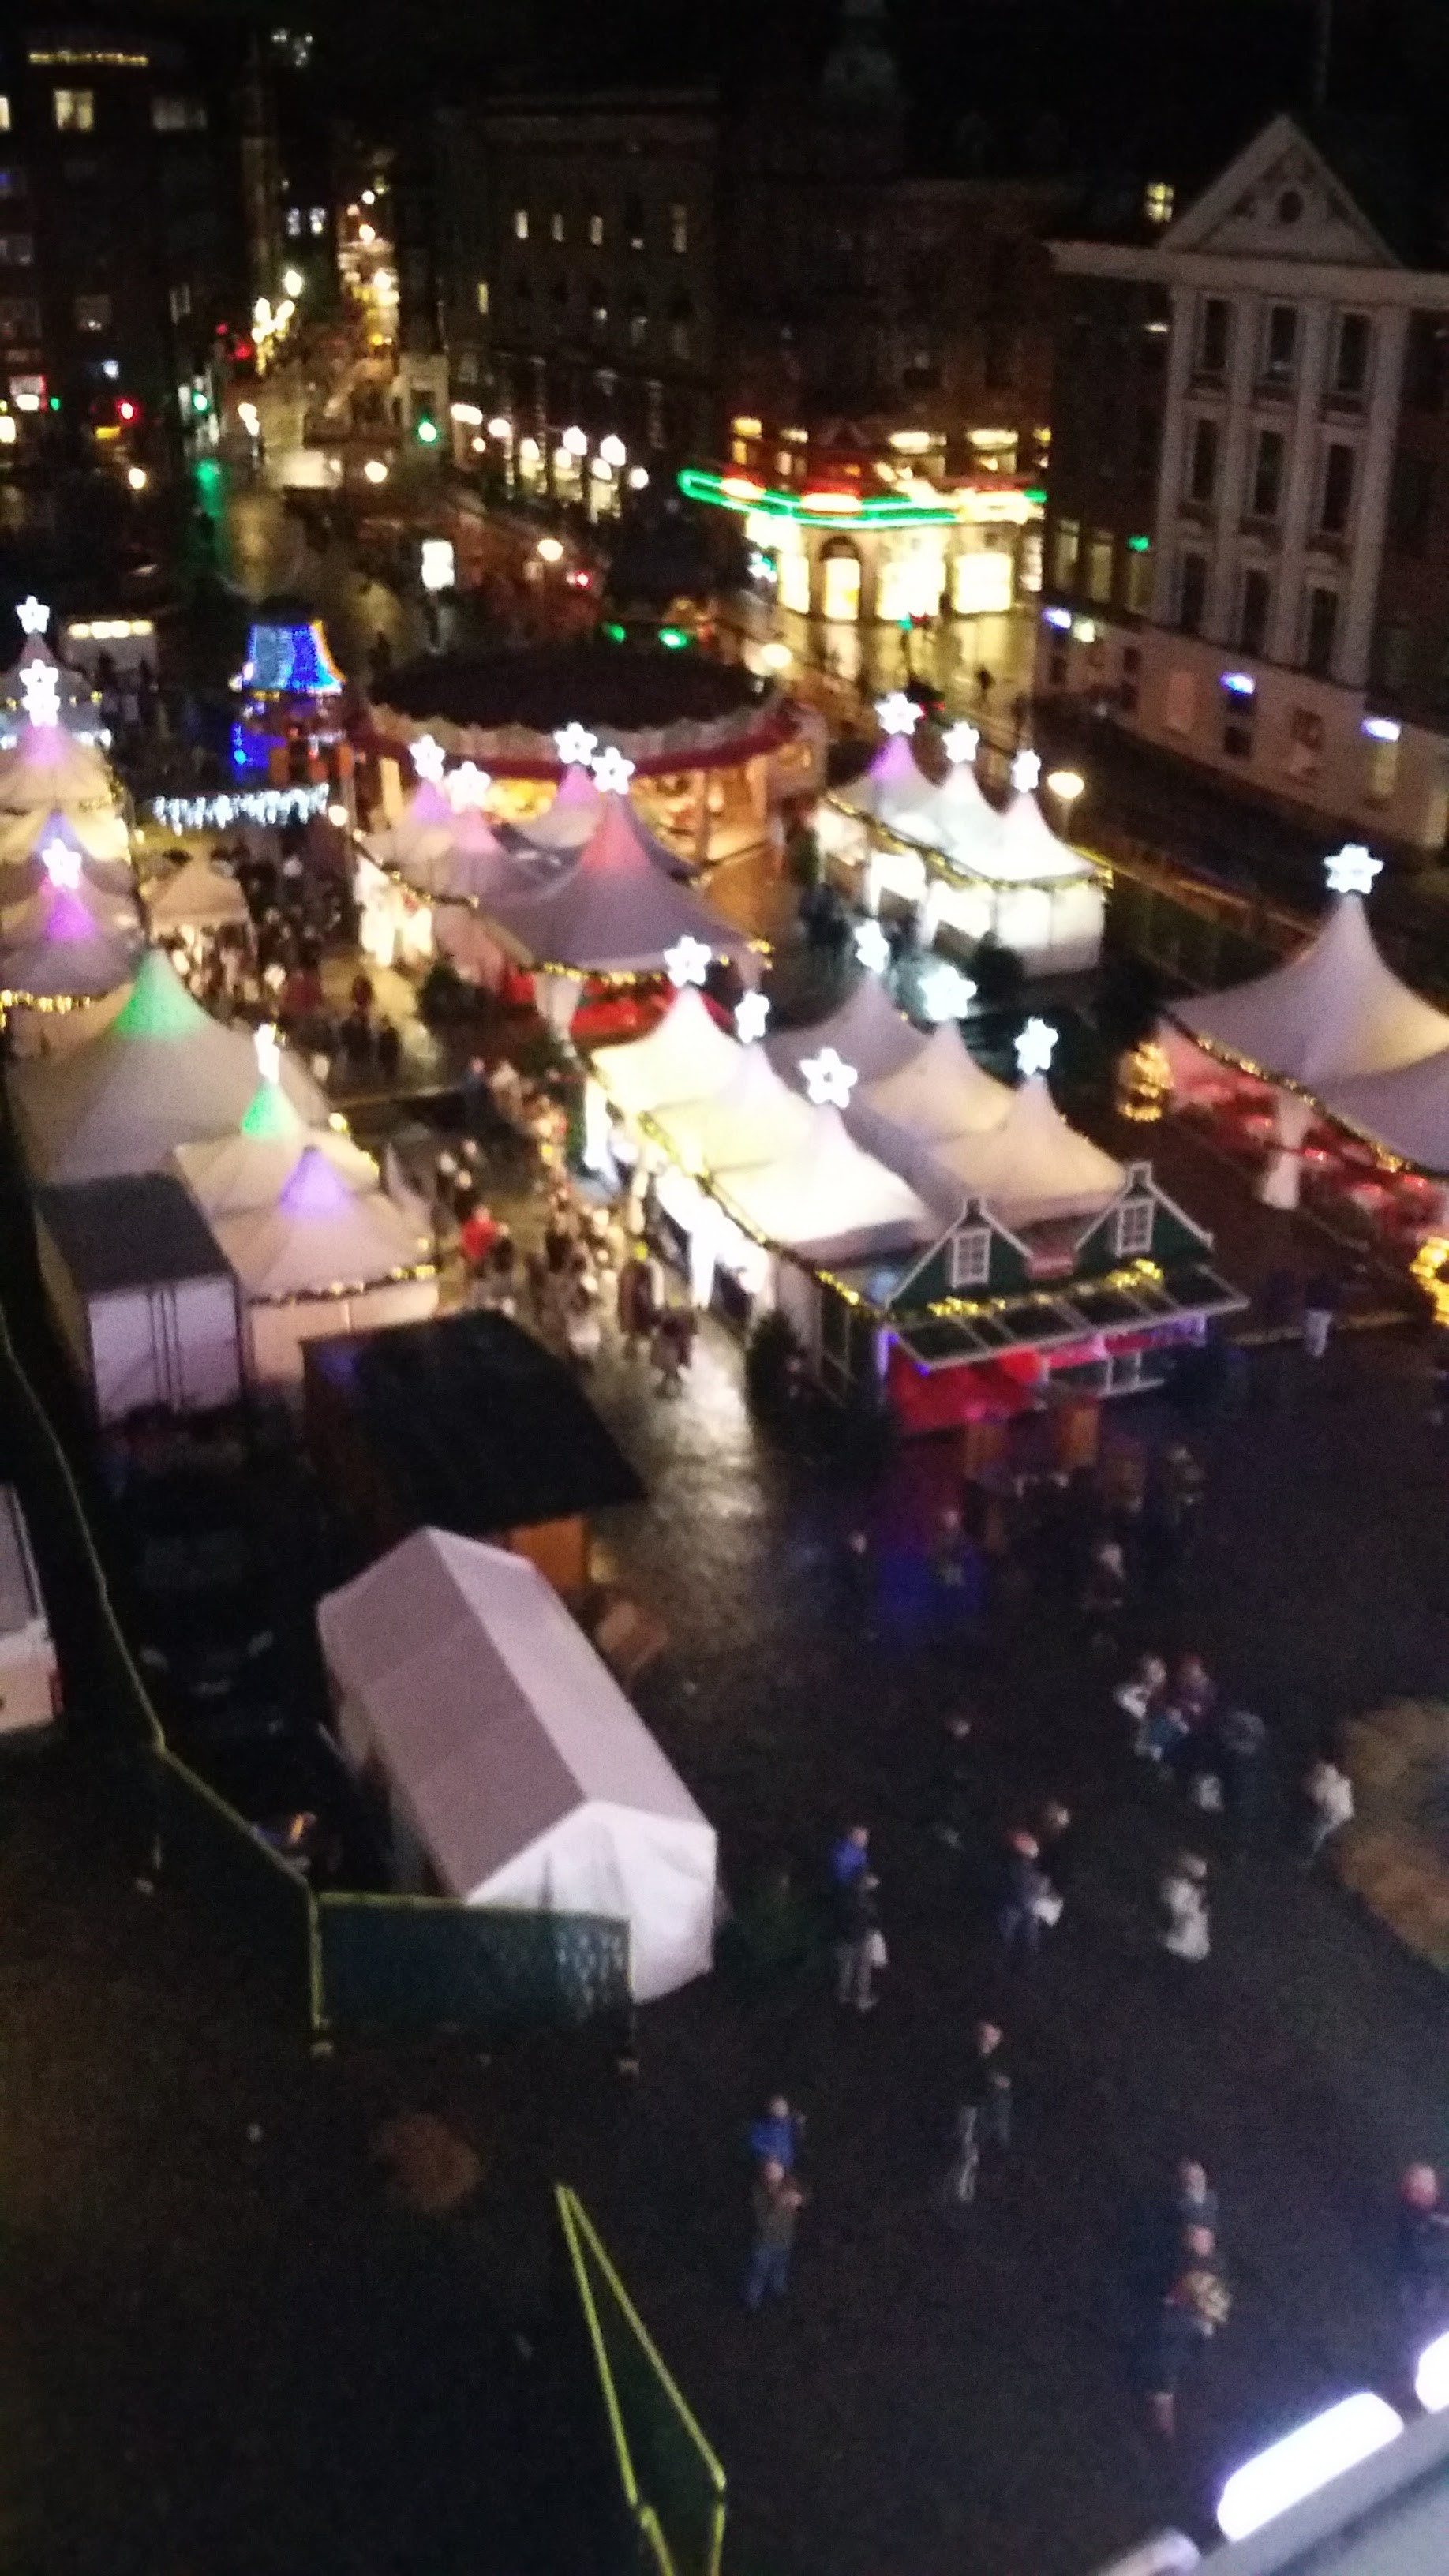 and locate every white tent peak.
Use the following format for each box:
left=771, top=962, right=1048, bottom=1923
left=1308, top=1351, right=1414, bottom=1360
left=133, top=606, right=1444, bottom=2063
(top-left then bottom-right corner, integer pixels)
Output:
left=919, top=1070, right=1124, bottom=1229
left=853, top=1019, right=1011, bottom=1143
left=717, top=1104, right=931, bottom=1261
left=1174, top=889, right=1449, bottom=1087
left=214, top=1164, right=423, bottom=1298
left=145, top=848, right=251, bottom=935
left=653, top=1035, right=819, bottom=1174
left=591, top=984, right=739, bottom=1118
left=769, top=972, right=925, bottom=1090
